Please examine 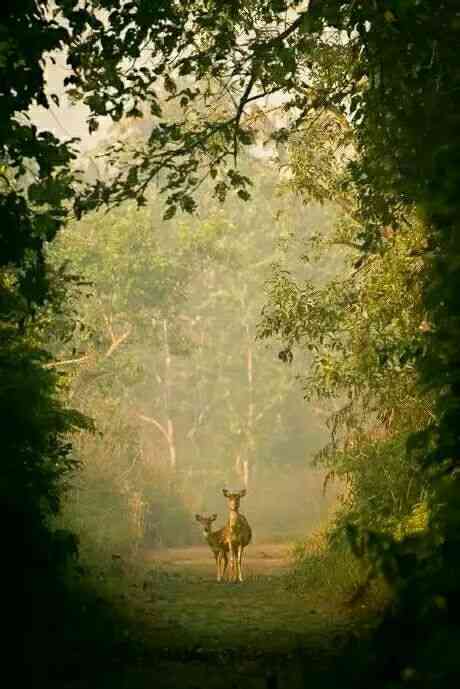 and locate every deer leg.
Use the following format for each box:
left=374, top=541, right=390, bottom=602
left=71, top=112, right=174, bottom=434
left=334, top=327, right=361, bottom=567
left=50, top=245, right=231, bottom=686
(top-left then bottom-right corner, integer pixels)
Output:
left=229, top=549, right=234, bottom=582
left=221, top=551, right=228, bottom=581
left=215, top=552, right=221, bottom=582
left=237, top=545, right=244, bottom=582
left=230, top=544, right=238, bottom=583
